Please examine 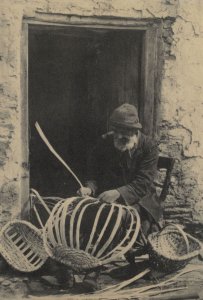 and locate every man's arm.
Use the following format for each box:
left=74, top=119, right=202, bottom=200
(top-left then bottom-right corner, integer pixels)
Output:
left=117, top=141, right=158, bottom=206
left=77, top=149, right=98, bottom=197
